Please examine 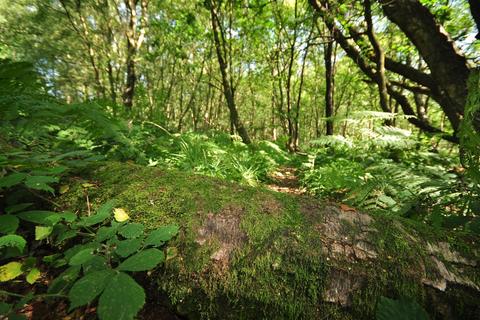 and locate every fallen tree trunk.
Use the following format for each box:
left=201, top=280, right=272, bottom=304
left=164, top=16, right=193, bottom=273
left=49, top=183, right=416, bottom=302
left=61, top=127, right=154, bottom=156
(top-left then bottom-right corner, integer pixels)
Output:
left=61, top=163, right=480, bottom=319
